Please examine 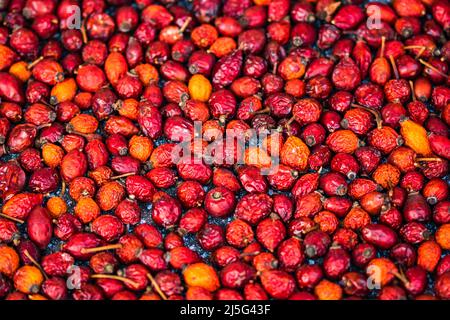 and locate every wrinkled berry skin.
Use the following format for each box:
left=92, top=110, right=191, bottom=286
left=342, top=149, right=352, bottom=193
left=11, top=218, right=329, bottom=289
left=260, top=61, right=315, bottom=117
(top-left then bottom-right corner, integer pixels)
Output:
left=220, top=261, right=256, bottom=289
left=435, top=272, right=450, bottom=300
left=0, top=0, right=448, bottom=302
left=323, top=247, right=351, bottom=279
left=261, top=270, right=295, bottom=300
